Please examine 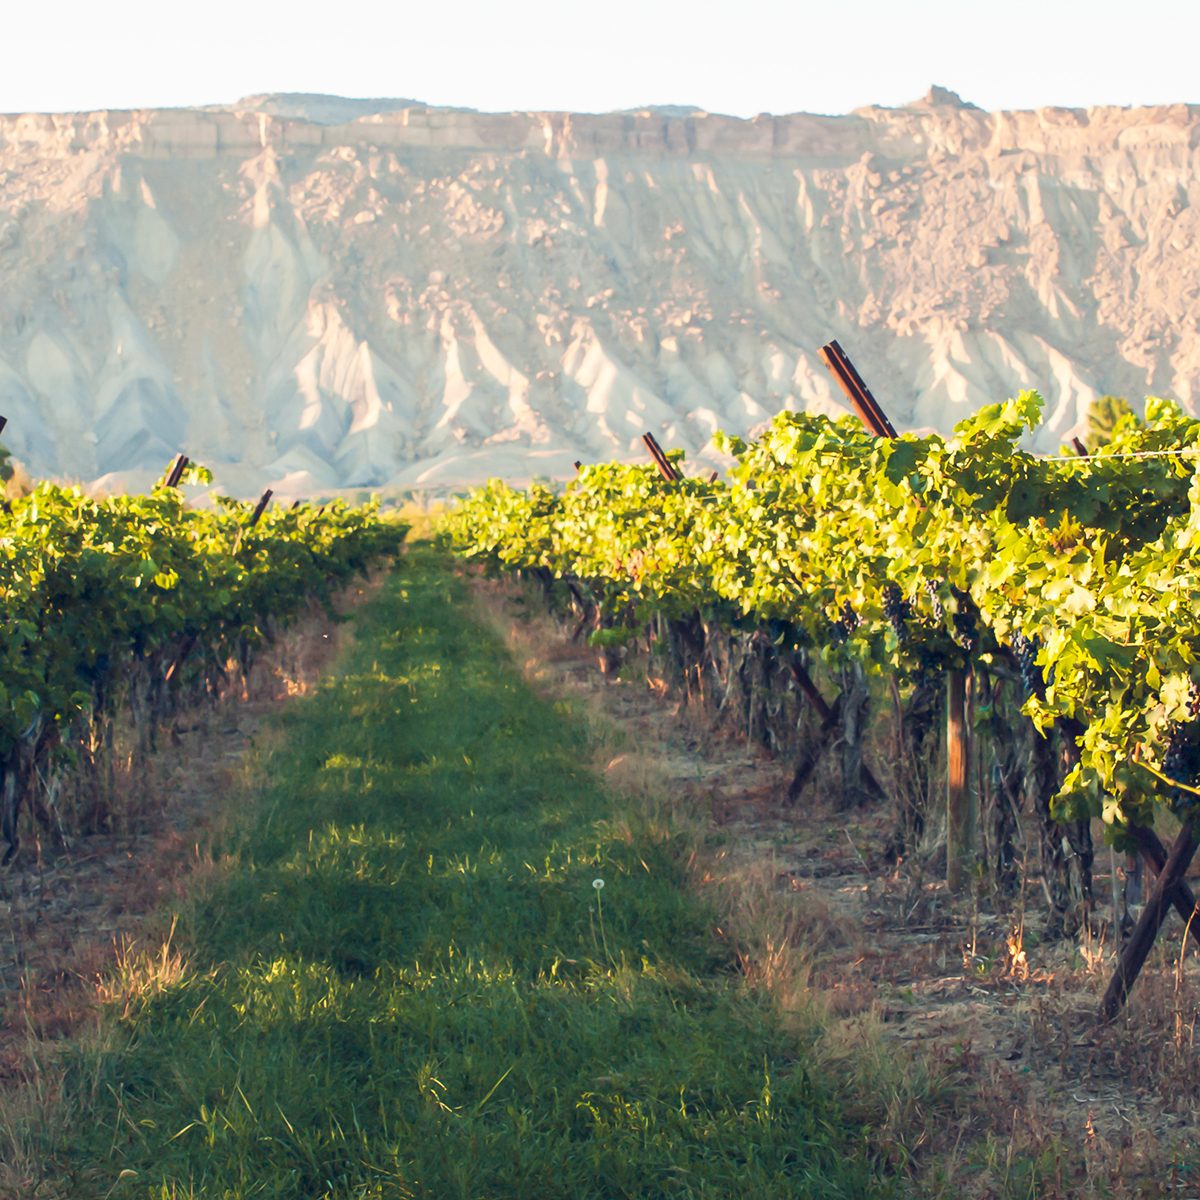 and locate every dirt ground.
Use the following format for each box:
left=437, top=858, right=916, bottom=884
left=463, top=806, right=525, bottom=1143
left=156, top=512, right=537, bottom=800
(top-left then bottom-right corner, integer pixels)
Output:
left=470, top=573, right=1200, bottom=1199
left=3, top=566, right=1199, bottom=1197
